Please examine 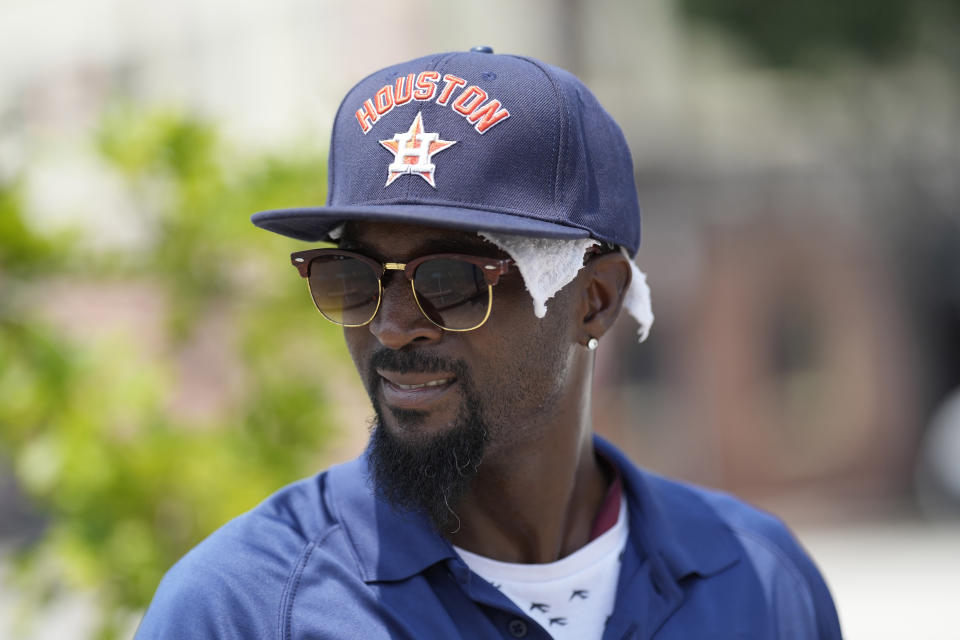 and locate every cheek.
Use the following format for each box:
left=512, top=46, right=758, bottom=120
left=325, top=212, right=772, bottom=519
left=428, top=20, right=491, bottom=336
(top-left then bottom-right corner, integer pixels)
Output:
left=474, top=286, right=576, bottom=417
left=344, top=327, right=373, bottom=388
